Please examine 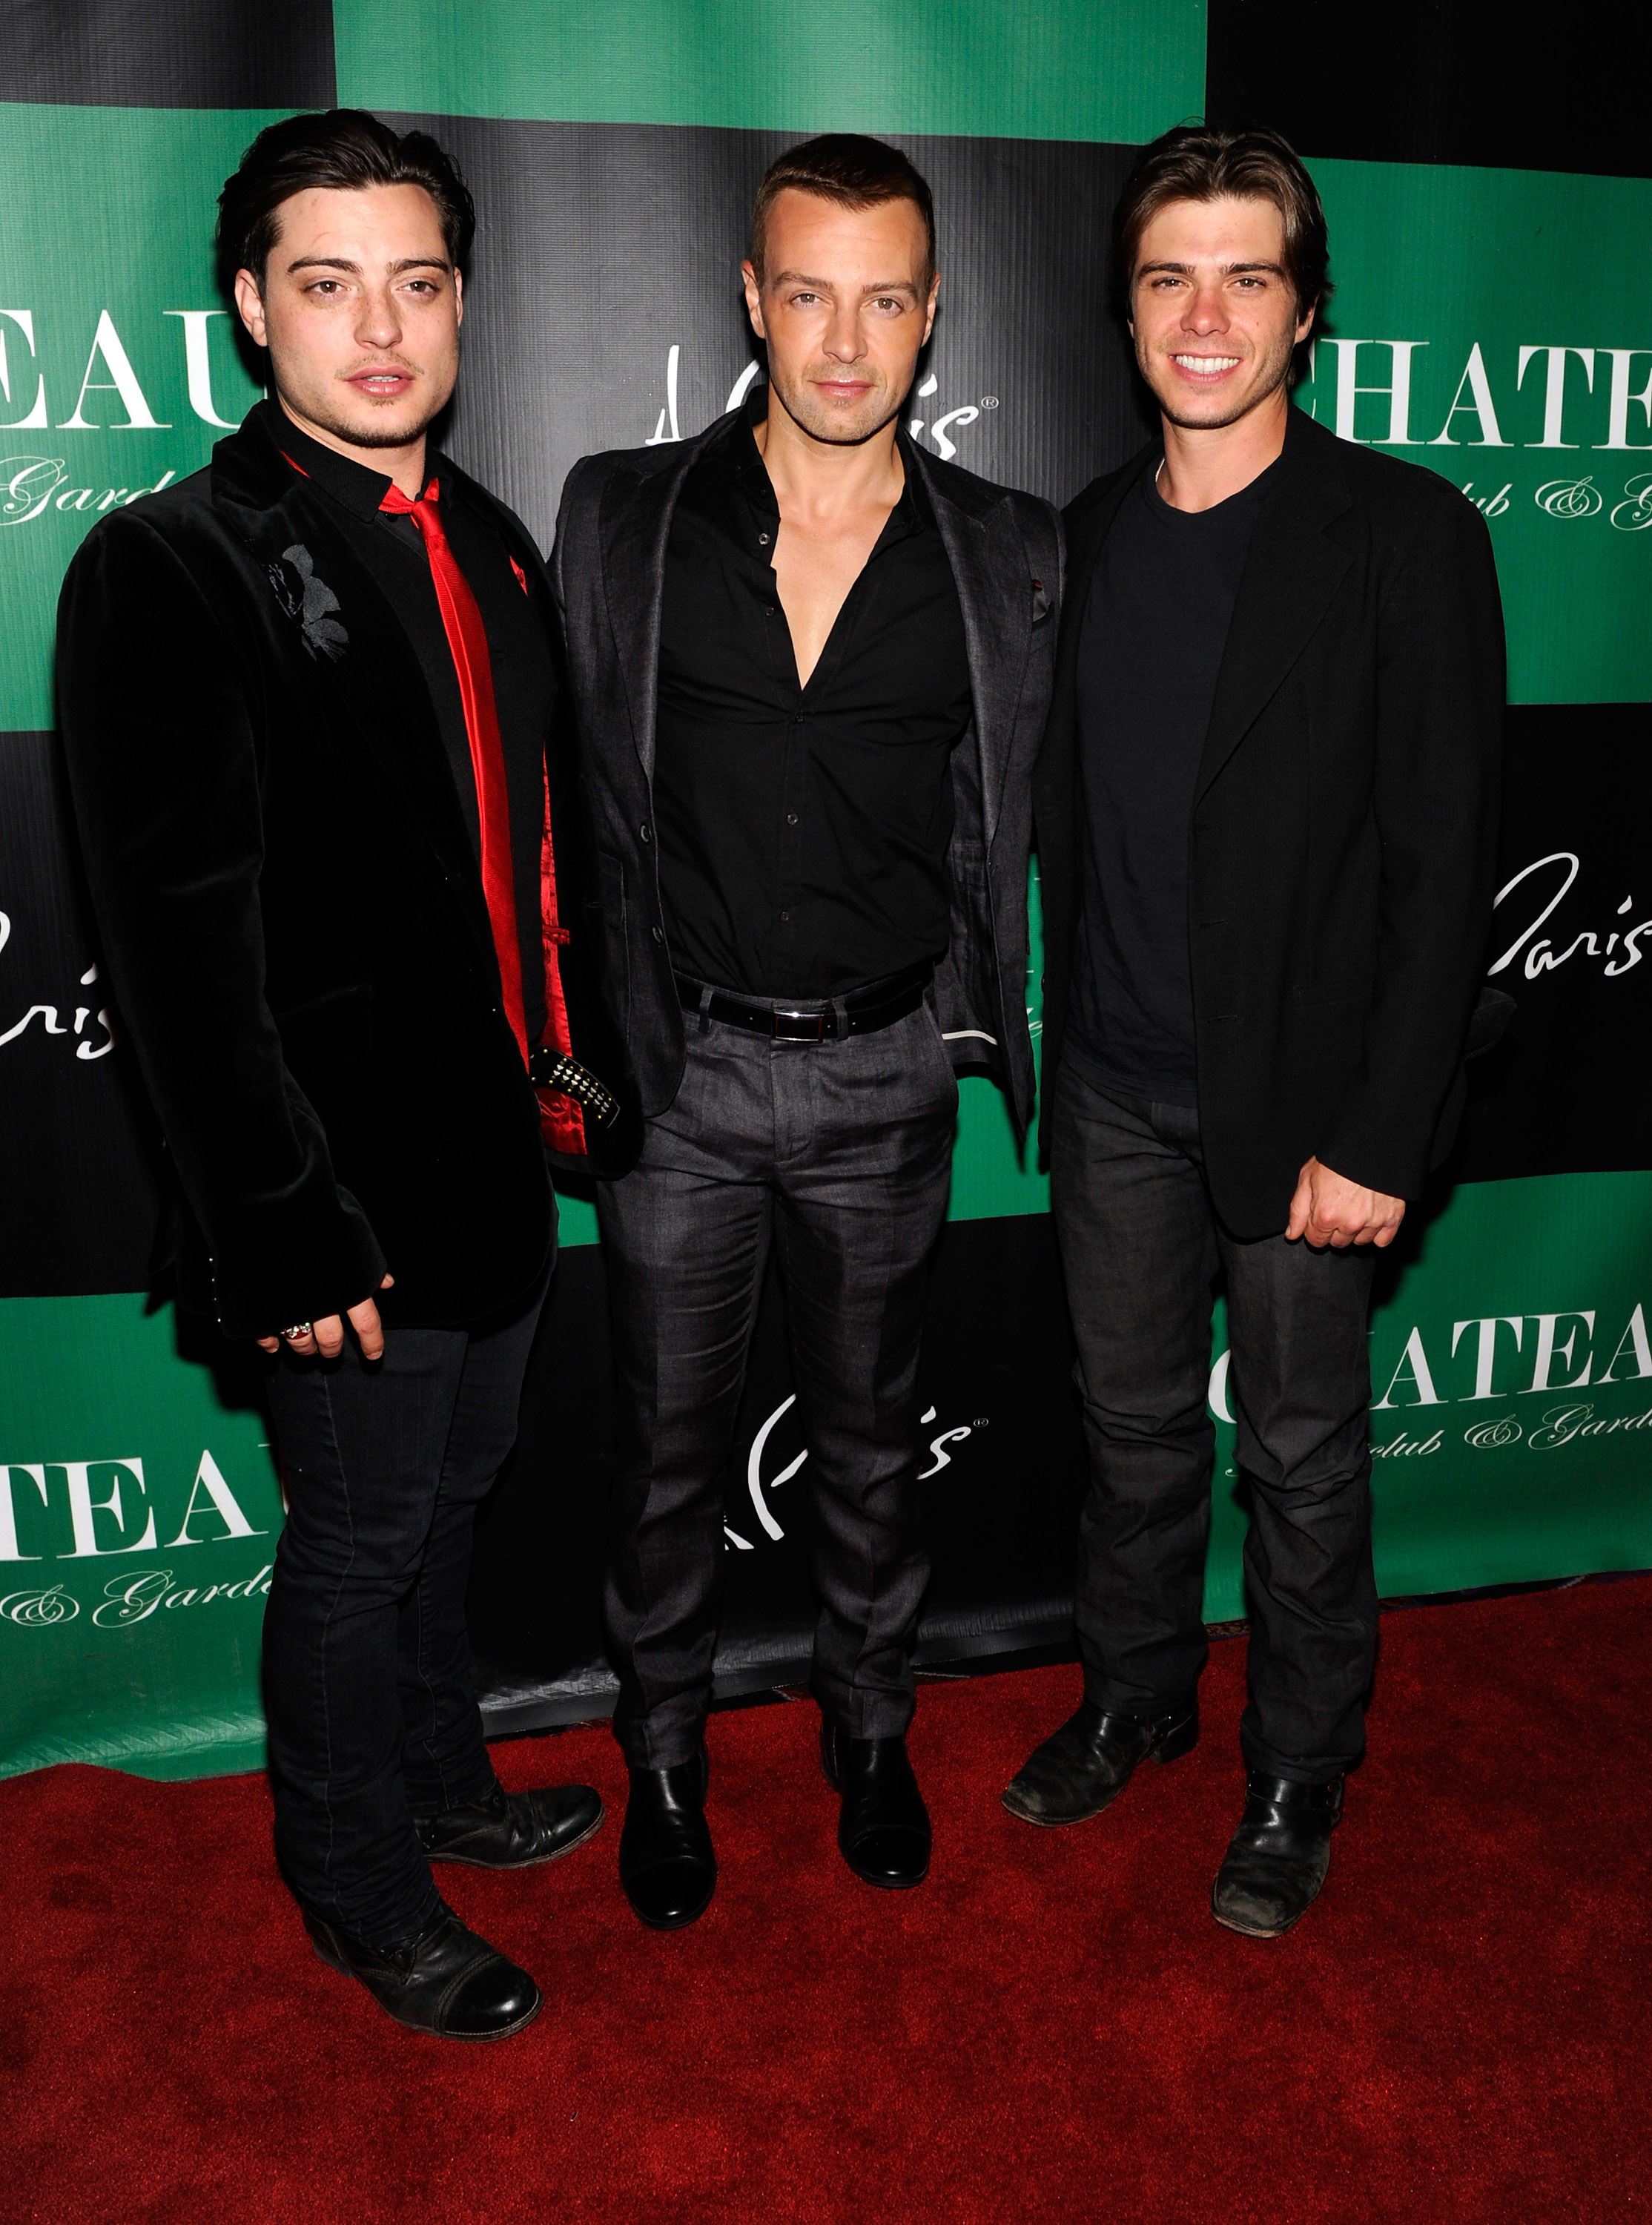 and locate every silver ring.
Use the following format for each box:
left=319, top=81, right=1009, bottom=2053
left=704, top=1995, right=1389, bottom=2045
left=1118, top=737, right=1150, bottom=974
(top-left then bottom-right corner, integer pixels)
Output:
left=280, top=1322, right=312, bottom=1341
